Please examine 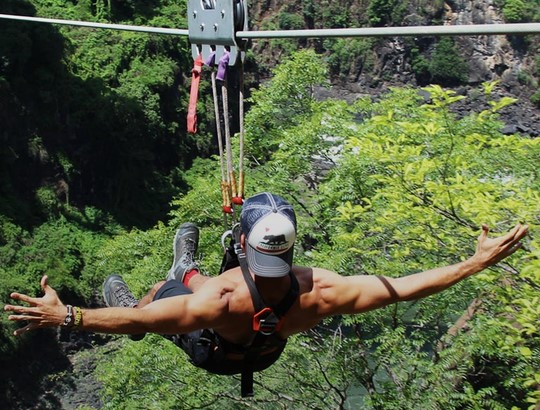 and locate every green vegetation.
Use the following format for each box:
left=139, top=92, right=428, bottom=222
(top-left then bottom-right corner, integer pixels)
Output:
left=429, top=38, right=468, bottom=85
left=412, top=38, right=469, bottom=86
left=495, top=0, right=540, bottom=22
left=530, top=90, right=540, bottom=107
left=367, top=0, right=407, bottom=26
left=531, top=56, right=540, bottom=107
left=0, top=1, right=539, bottom=409
left=96, top=54, right=538, bottom=409
left=278, top=11, right=305, bottom=30
left=326, top=38, right=375, bottom=80
left=0, top=0, right=211, bottom=229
